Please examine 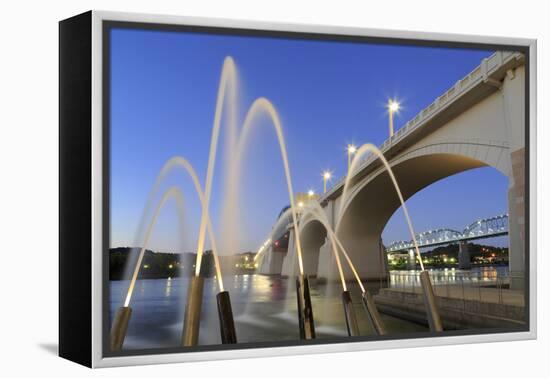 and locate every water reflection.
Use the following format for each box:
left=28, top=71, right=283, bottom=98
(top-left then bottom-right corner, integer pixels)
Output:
left=110, top=273, right=428, bottom=350
left=164, top=277, right=172, bottom=298
left=388, top=266, right=508, bottom=288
